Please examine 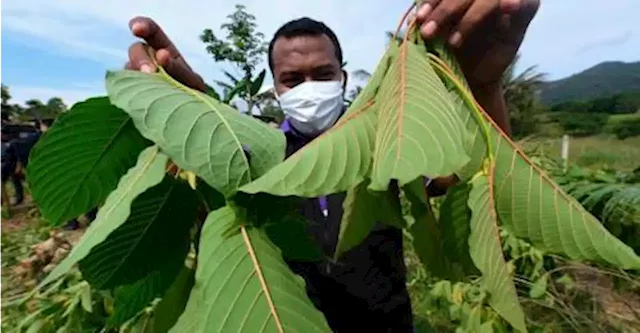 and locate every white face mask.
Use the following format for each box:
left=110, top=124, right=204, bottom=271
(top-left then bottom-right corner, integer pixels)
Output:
left=277, top=80, right=344, bottom=136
